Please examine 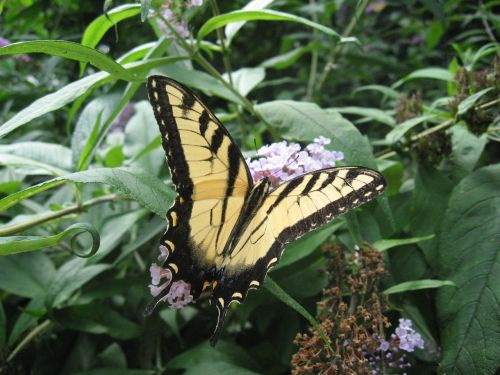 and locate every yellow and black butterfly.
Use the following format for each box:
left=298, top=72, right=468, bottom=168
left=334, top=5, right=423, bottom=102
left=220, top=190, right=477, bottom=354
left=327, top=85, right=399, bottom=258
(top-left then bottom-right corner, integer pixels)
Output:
left=145, top=75, right=386, bottom=345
